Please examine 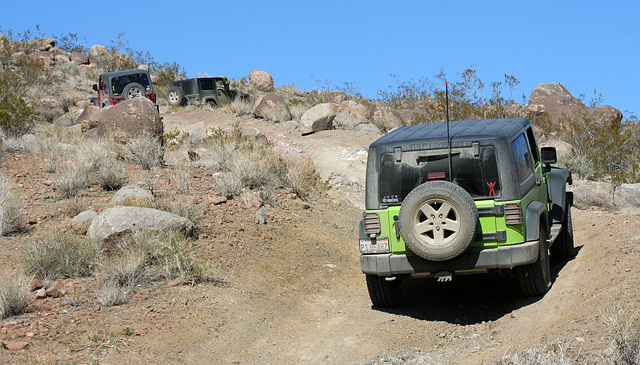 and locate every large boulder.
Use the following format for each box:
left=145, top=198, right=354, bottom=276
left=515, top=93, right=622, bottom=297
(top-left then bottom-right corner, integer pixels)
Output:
left=248, top=70, right=274, bottom=92
left=371, top=106, right=404, bottom=132
left=526, top=82, right=623, bottom=127
left=572, top=180, right=615, bottom=210
left=333, top=100, right=375, bottom=130
left=527, top=82, right=582, bottom=120
left=70, top=52, right=89, bottom=65
left=253, top=93, right=291, bottom=121
left=88, top=45, right=111, bottom=68
left=86, top=206, right=194, bottom=243
left=299, top=103, right=338, bottom=135
left=92, top=98, right=163, bottom=141
left=613, top=184, right=640, bottom=213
